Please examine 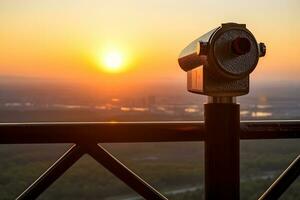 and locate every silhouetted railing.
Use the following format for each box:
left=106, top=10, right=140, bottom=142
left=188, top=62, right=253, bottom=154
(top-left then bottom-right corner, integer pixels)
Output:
left=0, top=120, right=299, bottom=199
